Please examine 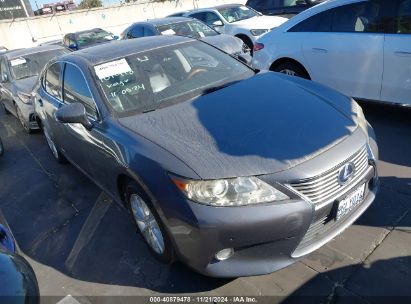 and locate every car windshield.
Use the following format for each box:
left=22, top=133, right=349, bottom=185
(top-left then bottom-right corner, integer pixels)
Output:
left=218, top=5, right=258, bottom=23
left=157, top=20, right=219, bottom=38
left=9, top=49, right=68, bottom=80
left=77, top=29, right=114, bottom=47
left=95, top=40, right=254, bottom=116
